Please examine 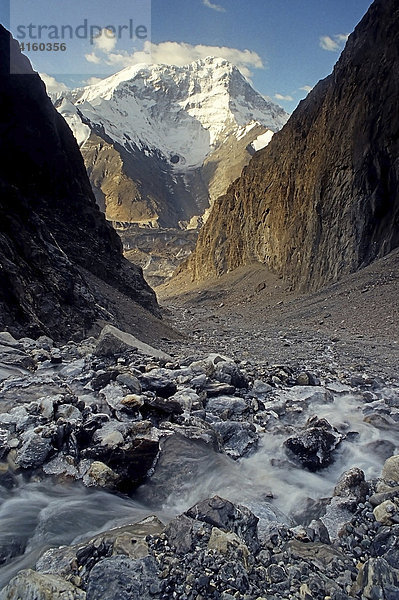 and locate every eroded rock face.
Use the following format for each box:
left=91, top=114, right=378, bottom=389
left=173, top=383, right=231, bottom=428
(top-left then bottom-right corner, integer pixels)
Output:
left=184, top=0, right=399, bottom=291
left=0, top=26, right=158, bottom=341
